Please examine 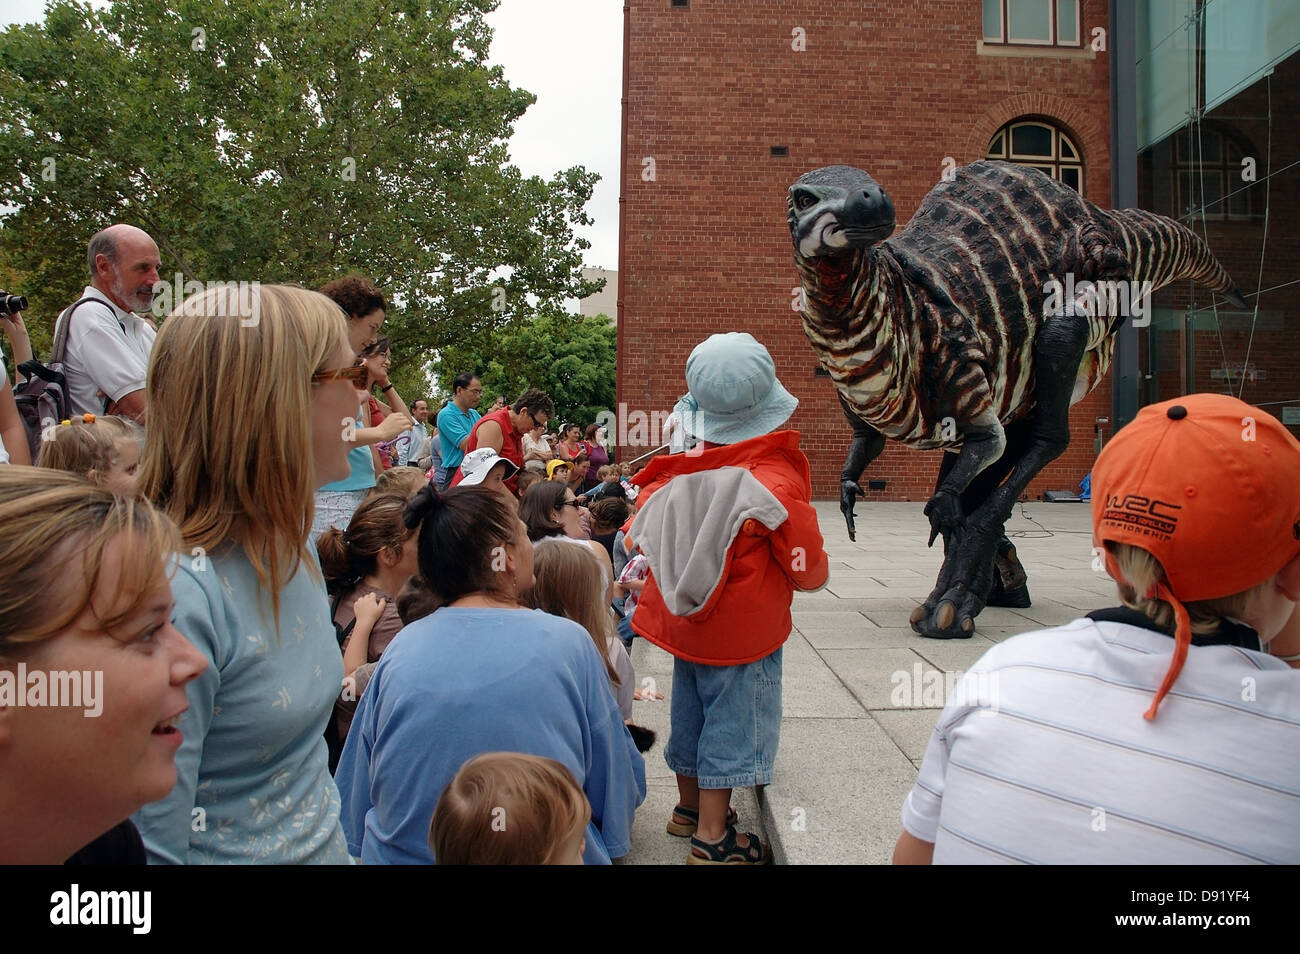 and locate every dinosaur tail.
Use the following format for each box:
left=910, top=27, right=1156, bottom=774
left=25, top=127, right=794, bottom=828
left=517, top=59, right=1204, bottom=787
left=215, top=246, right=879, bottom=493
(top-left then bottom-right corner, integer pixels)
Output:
left=1104, top=207, right=1249, bottom=309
